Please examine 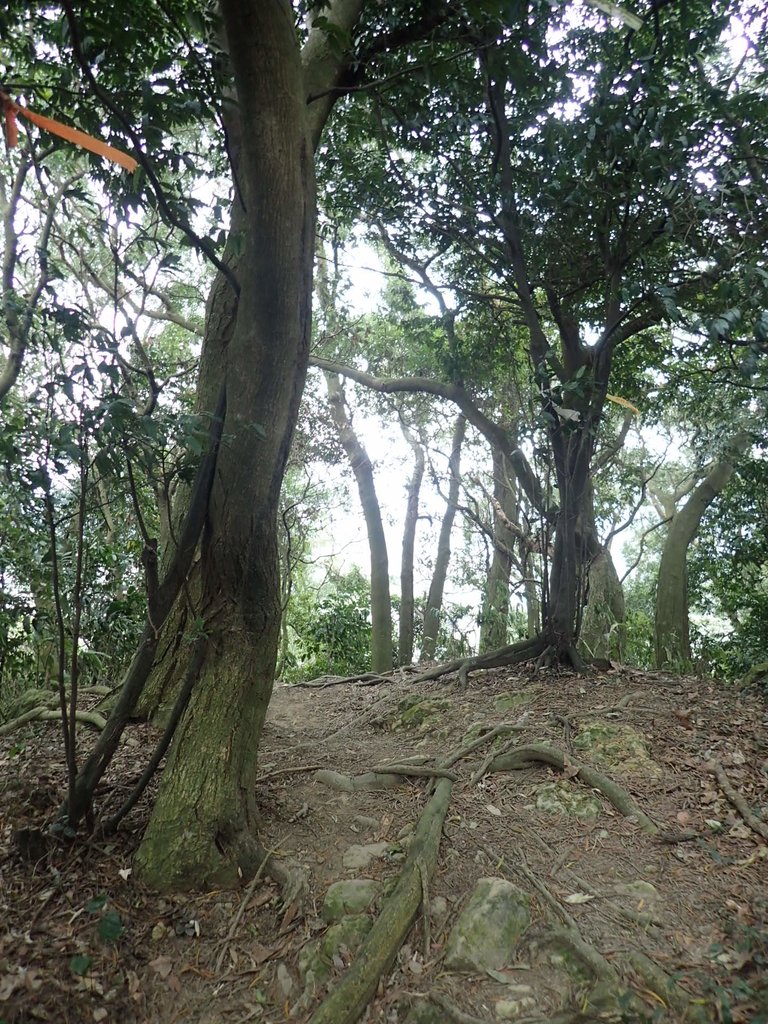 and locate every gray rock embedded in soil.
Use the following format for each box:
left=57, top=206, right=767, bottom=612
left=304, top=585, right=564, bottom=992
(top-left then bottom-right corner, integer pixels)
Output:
left=392, top=694, right=452, bottom=732
left=297, top=914, right=373, bottom=994
left=573, top=720, right=659, bottom=774
left=613, top=880, right=660, bottom=901
left=493, top=691, right=532, bottom=714
left=322, top=879, right=379, bottom=922
left=342, top=841, right=401, bottom=870
left=534, top=780, right=602, bottom=821
left=351, top=815, right=378, bottom=832
left=495, top=986, right=537, bottom=1019
left=275, top=961, right=295, bottom=997
left=402, top=1001, right=447, bottom=1024
left=445, top=878, right=530, bottom=972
